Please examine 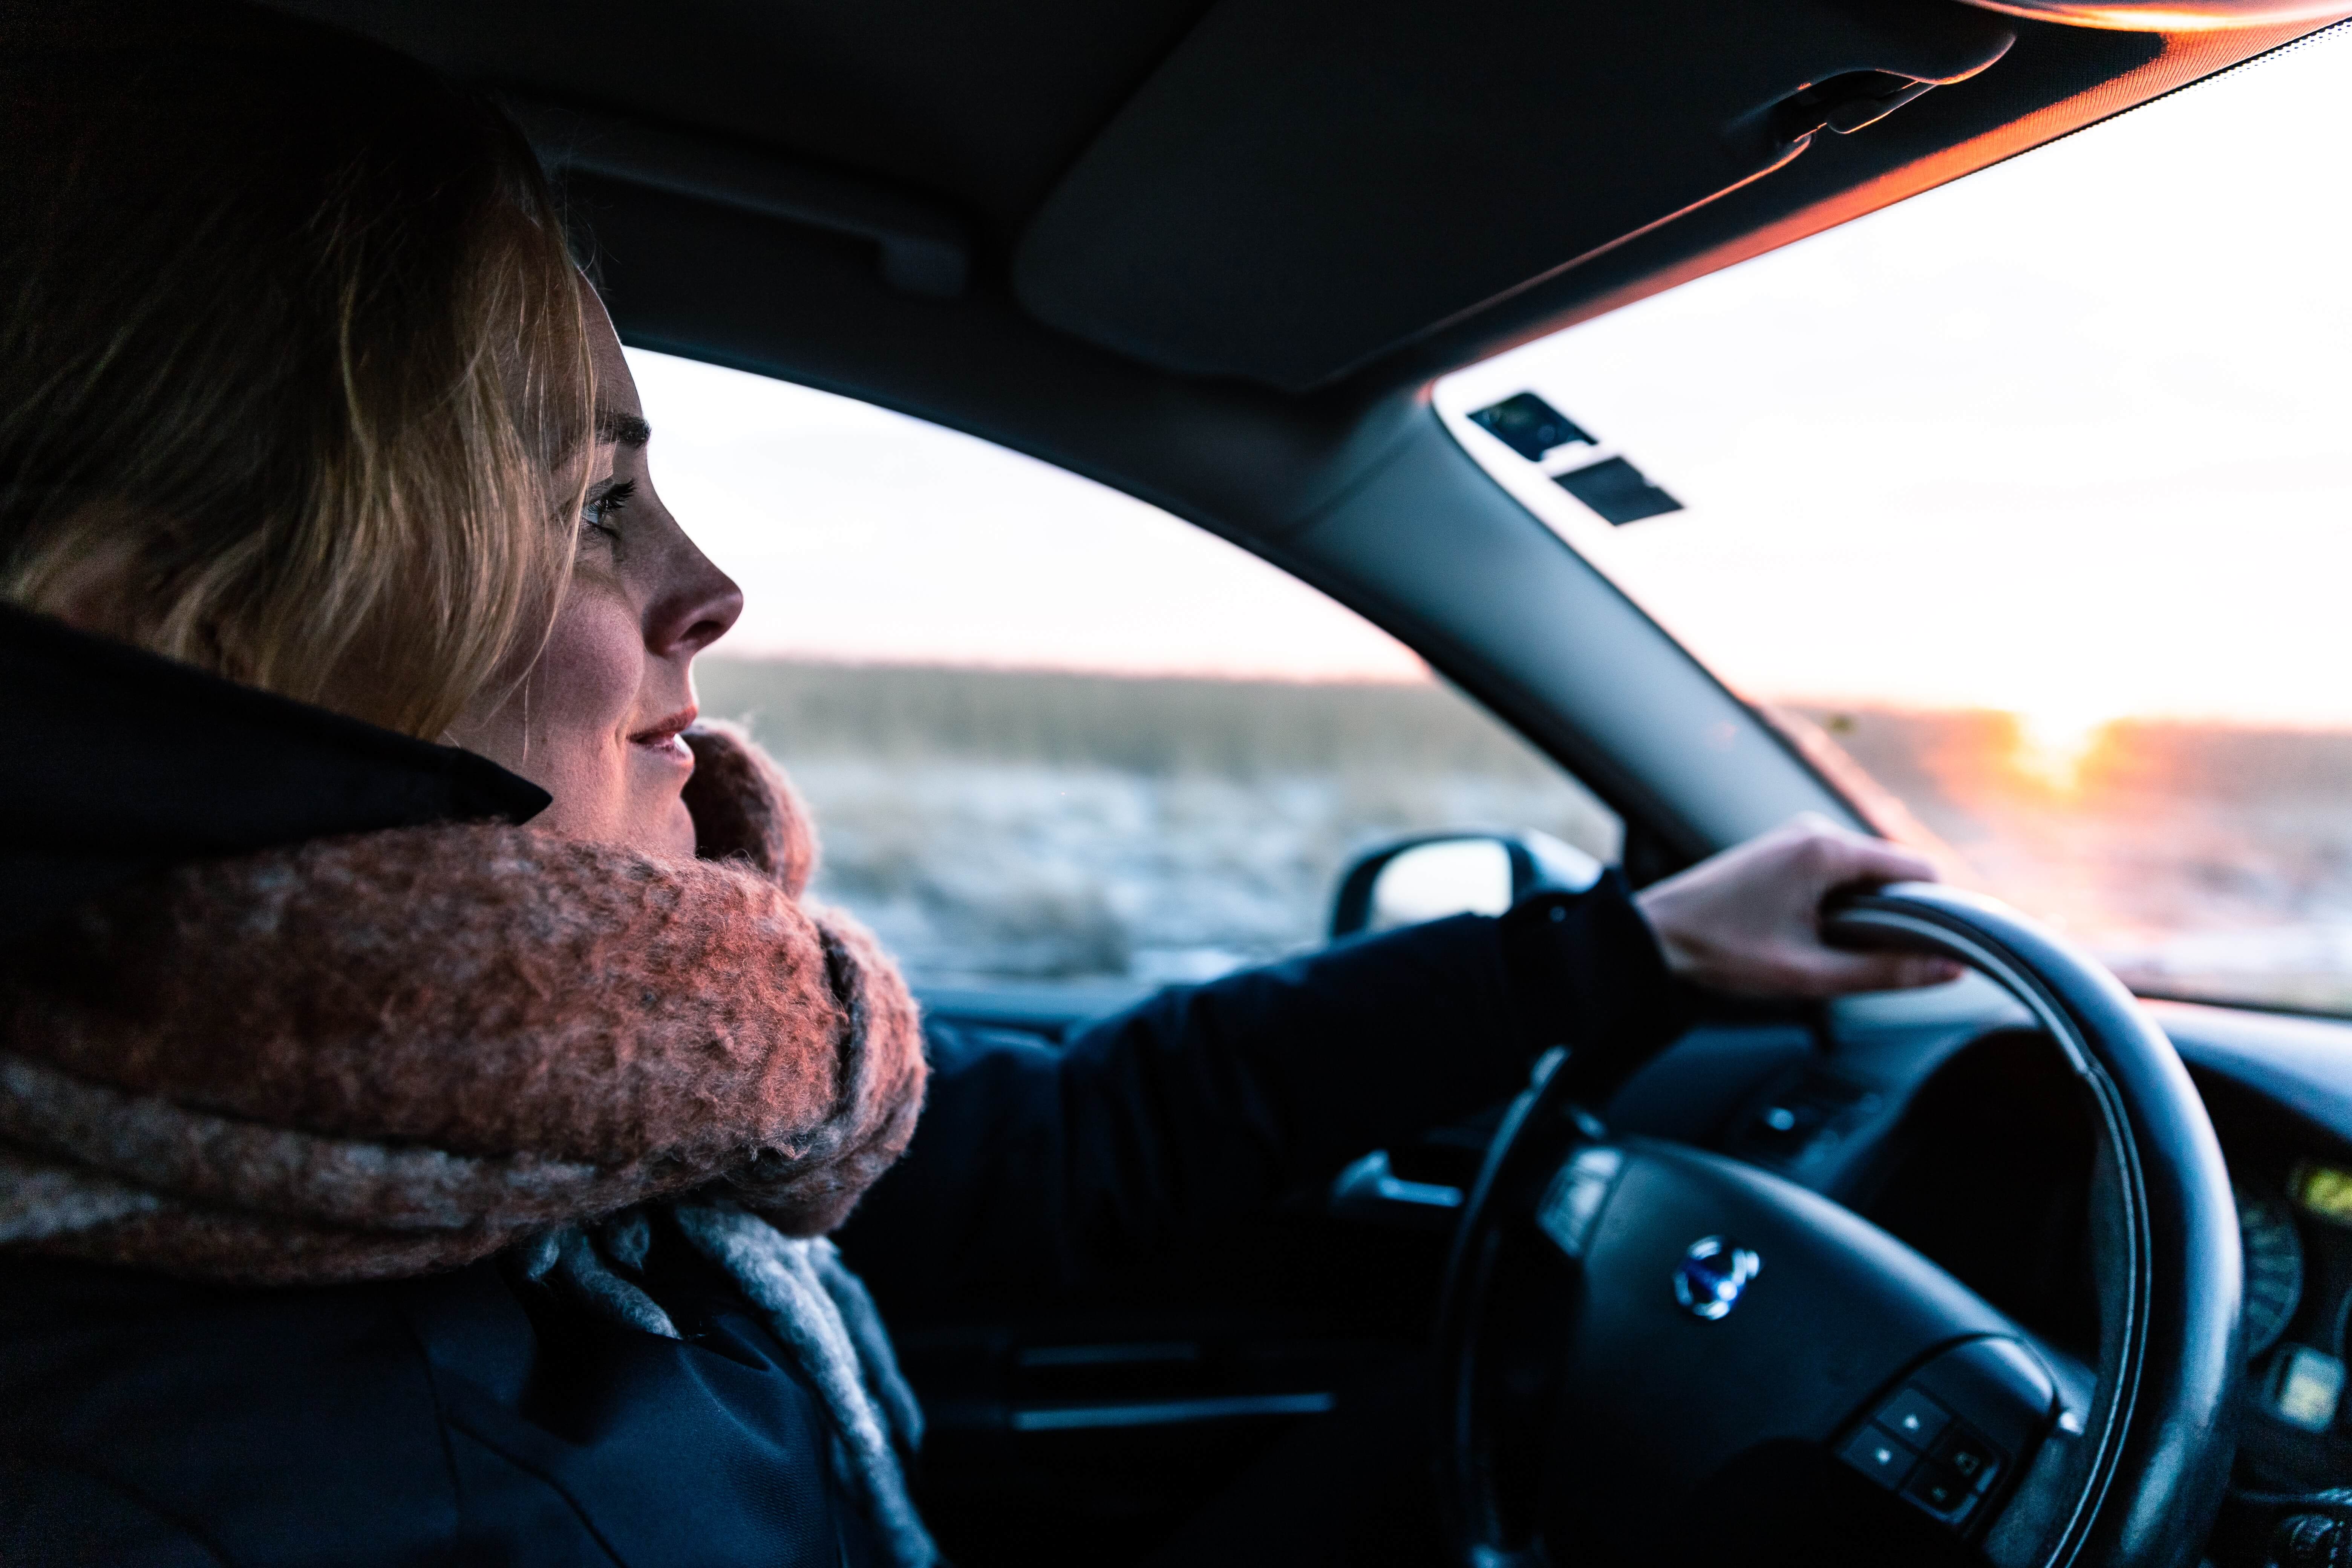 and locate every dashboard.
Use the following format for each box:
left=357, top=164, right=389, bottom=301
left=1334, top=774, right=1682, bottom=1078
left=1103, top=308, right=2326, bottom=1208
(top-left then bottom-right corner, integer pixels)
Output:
left=1599, top=979, right=2352, bottom=1559
left=919, top=970, right=2352, bottom=1562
